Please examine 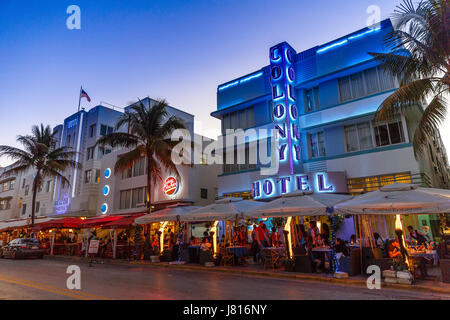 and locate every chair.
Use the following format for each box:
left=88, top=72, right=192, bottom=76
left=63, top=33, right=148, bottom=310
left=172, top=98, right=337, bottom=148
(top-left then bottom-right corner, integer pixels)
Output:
left=263, top=249, right=281, bottom=270
left=220, top=247, right=235, bottom=266
left=294, top=254, right=313, bottom=273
